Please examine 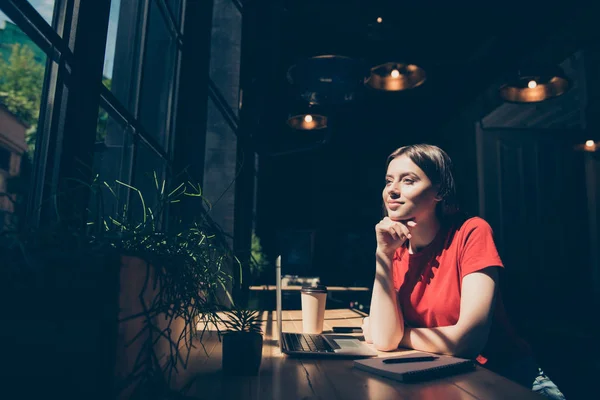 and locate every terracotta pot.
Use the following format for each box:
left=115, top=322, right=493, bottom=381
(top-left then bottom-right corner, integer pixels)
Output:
left=115, top=255, right=190, bottom=398
left=222, top=332, right=263, bottom=375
